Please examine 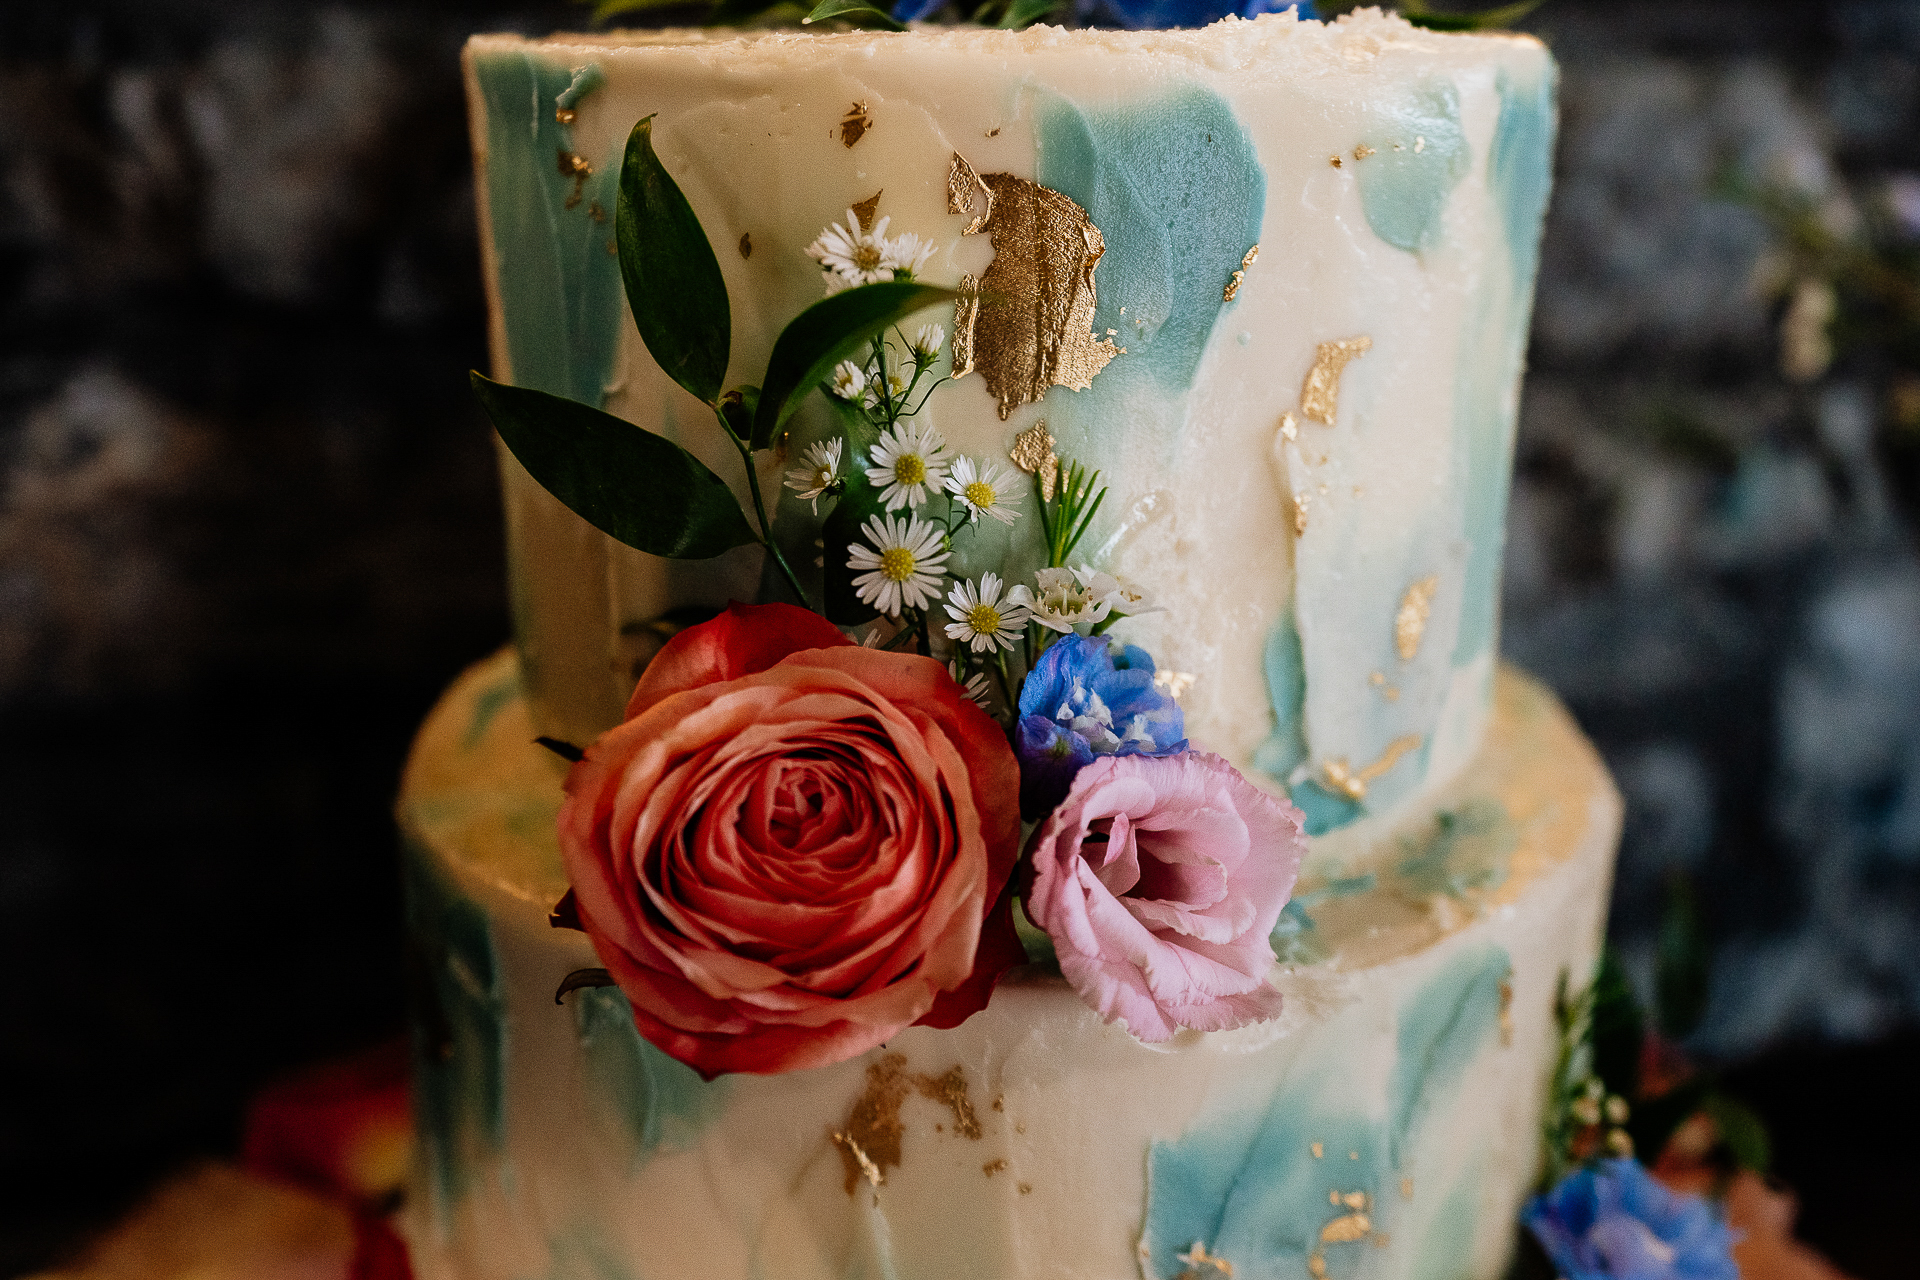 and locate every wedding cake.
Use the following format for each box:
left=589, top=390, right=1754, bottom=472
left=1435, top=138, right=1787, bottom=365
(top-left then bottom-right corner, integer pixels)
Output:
left=400, top=10, right=1617, bottom=1279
